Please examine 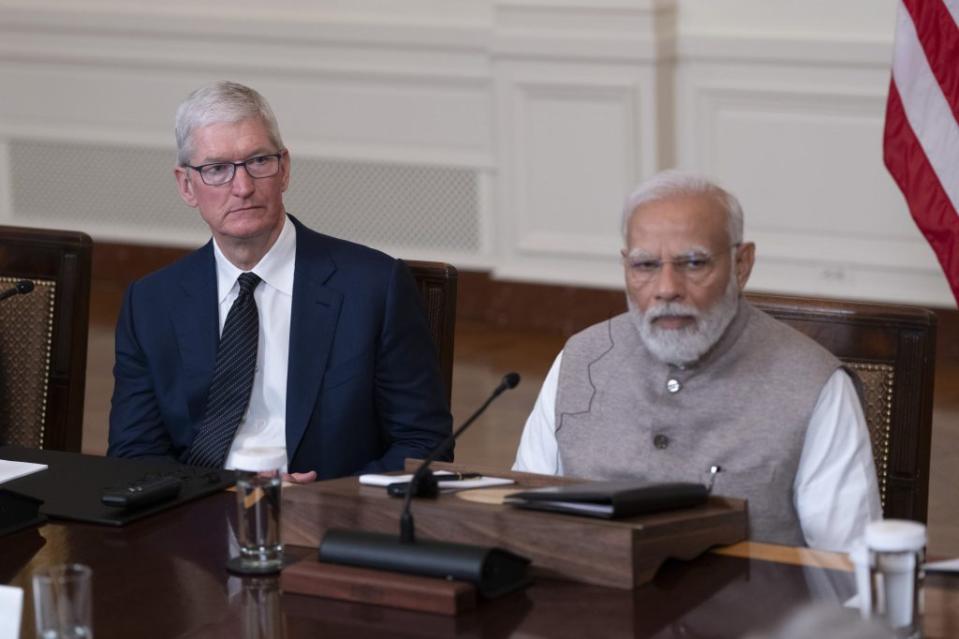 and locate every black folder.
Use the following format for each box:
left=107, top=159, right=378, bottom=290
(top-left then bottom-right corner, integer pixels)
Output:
left=504, top=480, right=708, bottom=519
left=0, top=446, right=235, bottom=526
